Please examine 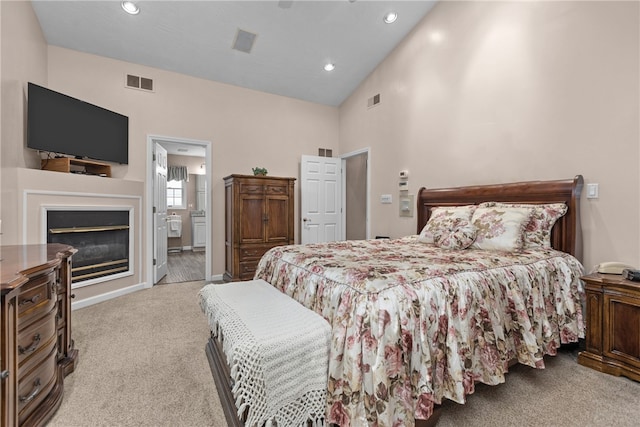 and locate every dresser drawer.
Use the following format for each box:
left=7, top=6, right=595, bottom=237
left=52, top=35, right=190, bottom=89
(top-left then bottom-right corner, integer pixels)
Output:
left=240, top=246, right=271, bottom=261
left=239, top=183, right=264, bottom=194
left=239, top=260, right=259, bottom=278
left=17, top=271, right=56, bottom=328
left=265, top=185, right=288, bottom=195
left=17, top=345, right=58, bottom=424
left=18, top=307, right=57, bottom=373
